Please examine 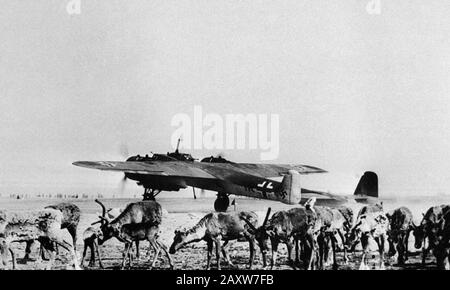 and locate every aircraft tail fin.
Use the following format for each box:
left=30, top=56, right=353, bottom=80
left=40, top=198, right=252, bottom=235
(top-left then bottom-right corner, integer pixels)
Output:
left=354, top=171, right=378, bottom=198
left=280, top=170, right=302, bottom=205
